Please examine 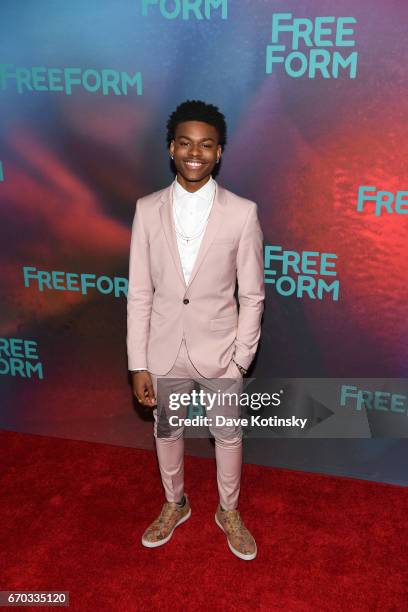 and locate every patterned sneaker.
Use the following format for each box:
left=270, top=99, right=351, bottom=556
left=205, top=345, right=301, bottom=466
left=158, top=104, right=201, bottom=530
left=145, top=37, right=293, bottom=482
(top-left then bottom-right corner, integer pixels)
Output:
left=141, top=496, right=191, bottom=548
left=215, top=505, right=257, bottom=560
